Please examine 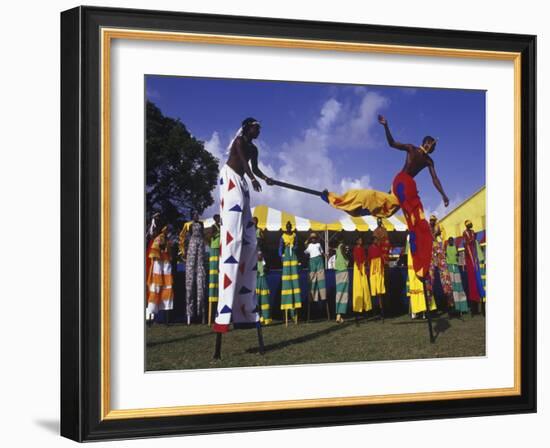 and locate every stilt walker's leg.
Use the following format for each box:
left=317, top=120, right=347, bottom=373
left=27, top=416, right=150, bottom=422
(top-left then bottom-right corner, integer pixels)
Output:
left=422, top=281, right=435, bottom=343
left=213, top=333, right=222, bottom=359
left=257, top=326, right=265, bottom=355
left=326, top=301, right=330, bottom=321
